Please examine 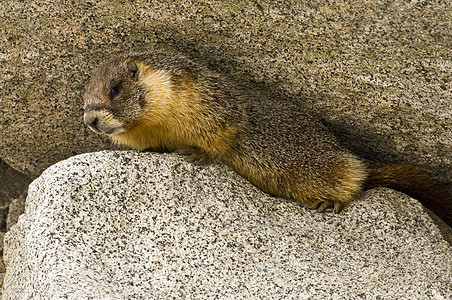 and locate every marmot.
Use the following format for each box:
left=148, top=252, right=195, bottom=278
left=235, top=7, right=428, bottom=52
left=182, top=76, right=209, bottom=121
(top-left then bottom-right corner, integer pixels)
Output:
left=83, top=50, right=452, bottom=225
